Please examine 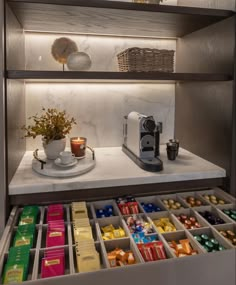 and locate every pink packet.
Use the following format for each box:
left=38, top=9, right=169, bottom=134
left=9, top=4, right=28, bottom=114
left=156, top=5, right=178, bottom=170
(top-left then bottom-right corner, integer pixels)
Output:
left=48, top=204, right=63, bottom=209
left=47, top=210, right=64, bottom=222
left=44, top=250, right=65, bottom=270
left=44, top=248, right=65, bottom=258
left=48, top=221, right=65, bottom=232
left=46, top=231, right=65, bottom=247
left=41, top=256, right=64, bottom=278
